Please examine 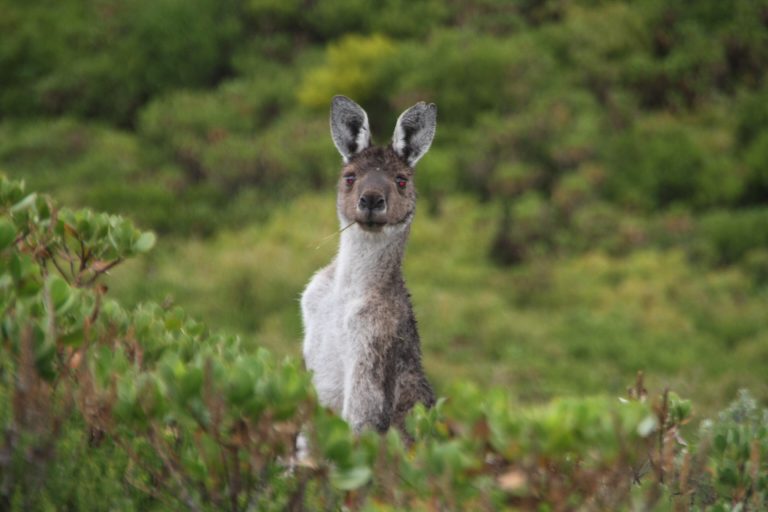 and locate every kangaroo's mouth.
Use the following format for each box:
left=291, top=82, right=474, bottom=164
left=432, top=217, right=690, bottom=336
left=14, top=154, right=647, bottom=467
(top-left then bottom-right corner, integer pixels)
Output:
left=357, top=220, right=387, bottom=232
left=354, top=210, right=415, bottom=232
